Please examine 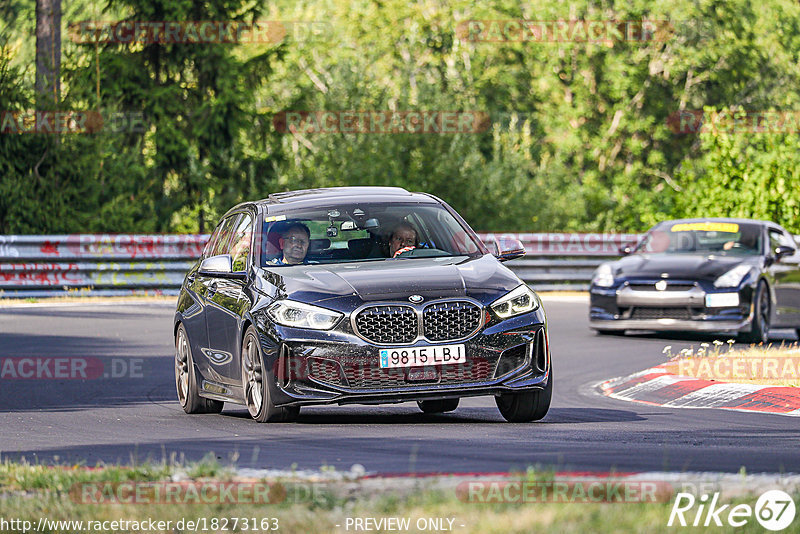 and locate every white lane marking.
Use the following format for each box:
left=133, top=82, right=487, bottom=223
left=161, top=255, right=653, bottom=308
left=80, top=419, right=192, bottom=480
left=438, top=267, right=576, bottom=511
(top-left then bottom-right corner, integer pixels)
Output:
left=662, top=383, right=769, bottom=408
left=600, top=367, right=668, bottom=390
left=607, top=374, right=687, bottom=400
